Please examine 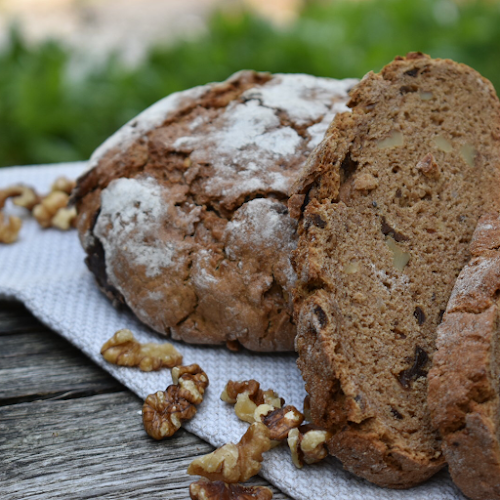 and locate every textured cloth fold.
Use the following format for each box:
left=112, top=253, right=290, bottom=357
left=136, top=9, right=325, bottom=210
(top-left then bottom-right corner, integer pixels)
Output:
left=0, top=163, right=465, bottom=500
